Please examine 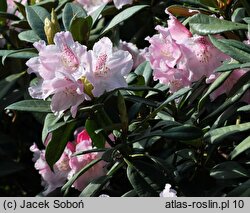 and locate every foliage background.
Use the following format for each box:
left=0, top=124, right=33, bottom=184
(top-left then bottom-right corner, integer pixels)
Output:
left=0, top=0, right=250, bottom=196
